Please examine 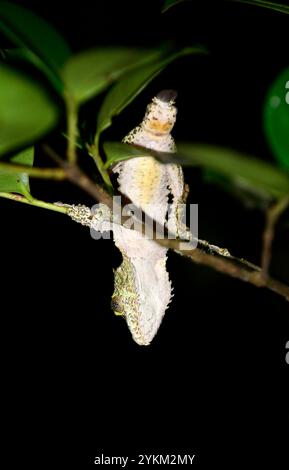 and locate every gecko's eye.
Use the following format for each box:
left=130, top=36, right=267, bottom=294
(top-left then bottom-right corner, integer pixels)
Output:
left=156, top=89, right=177, bottom=104
left=111, top=297, right=125, bottom=317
